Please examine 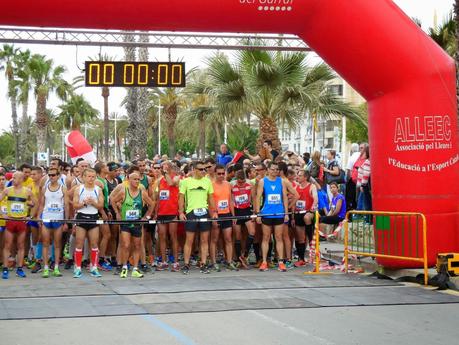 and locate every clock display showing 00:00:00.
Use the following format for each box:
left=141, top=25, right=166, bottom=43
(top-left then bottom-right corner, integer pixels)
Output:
left=85, top=61, right=186, bottom=87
